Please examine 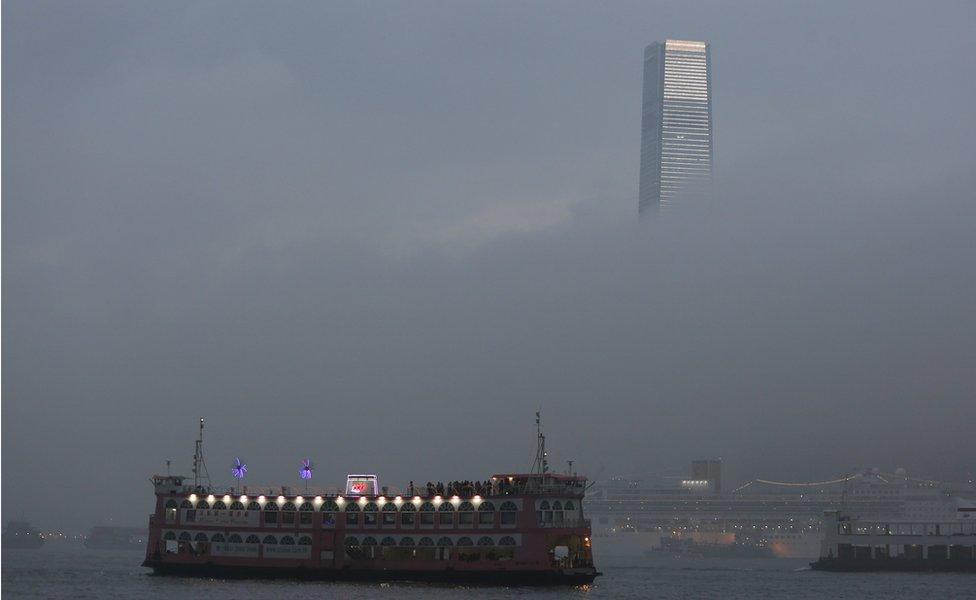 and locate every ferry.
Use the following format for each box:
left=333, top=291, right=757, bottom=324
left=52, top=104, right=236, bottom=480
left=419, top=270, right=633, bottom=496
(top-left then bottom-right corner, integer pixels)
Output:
left=811, top=507, right=976, bottom=572
left=142, top=418, right=599, bottom=584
